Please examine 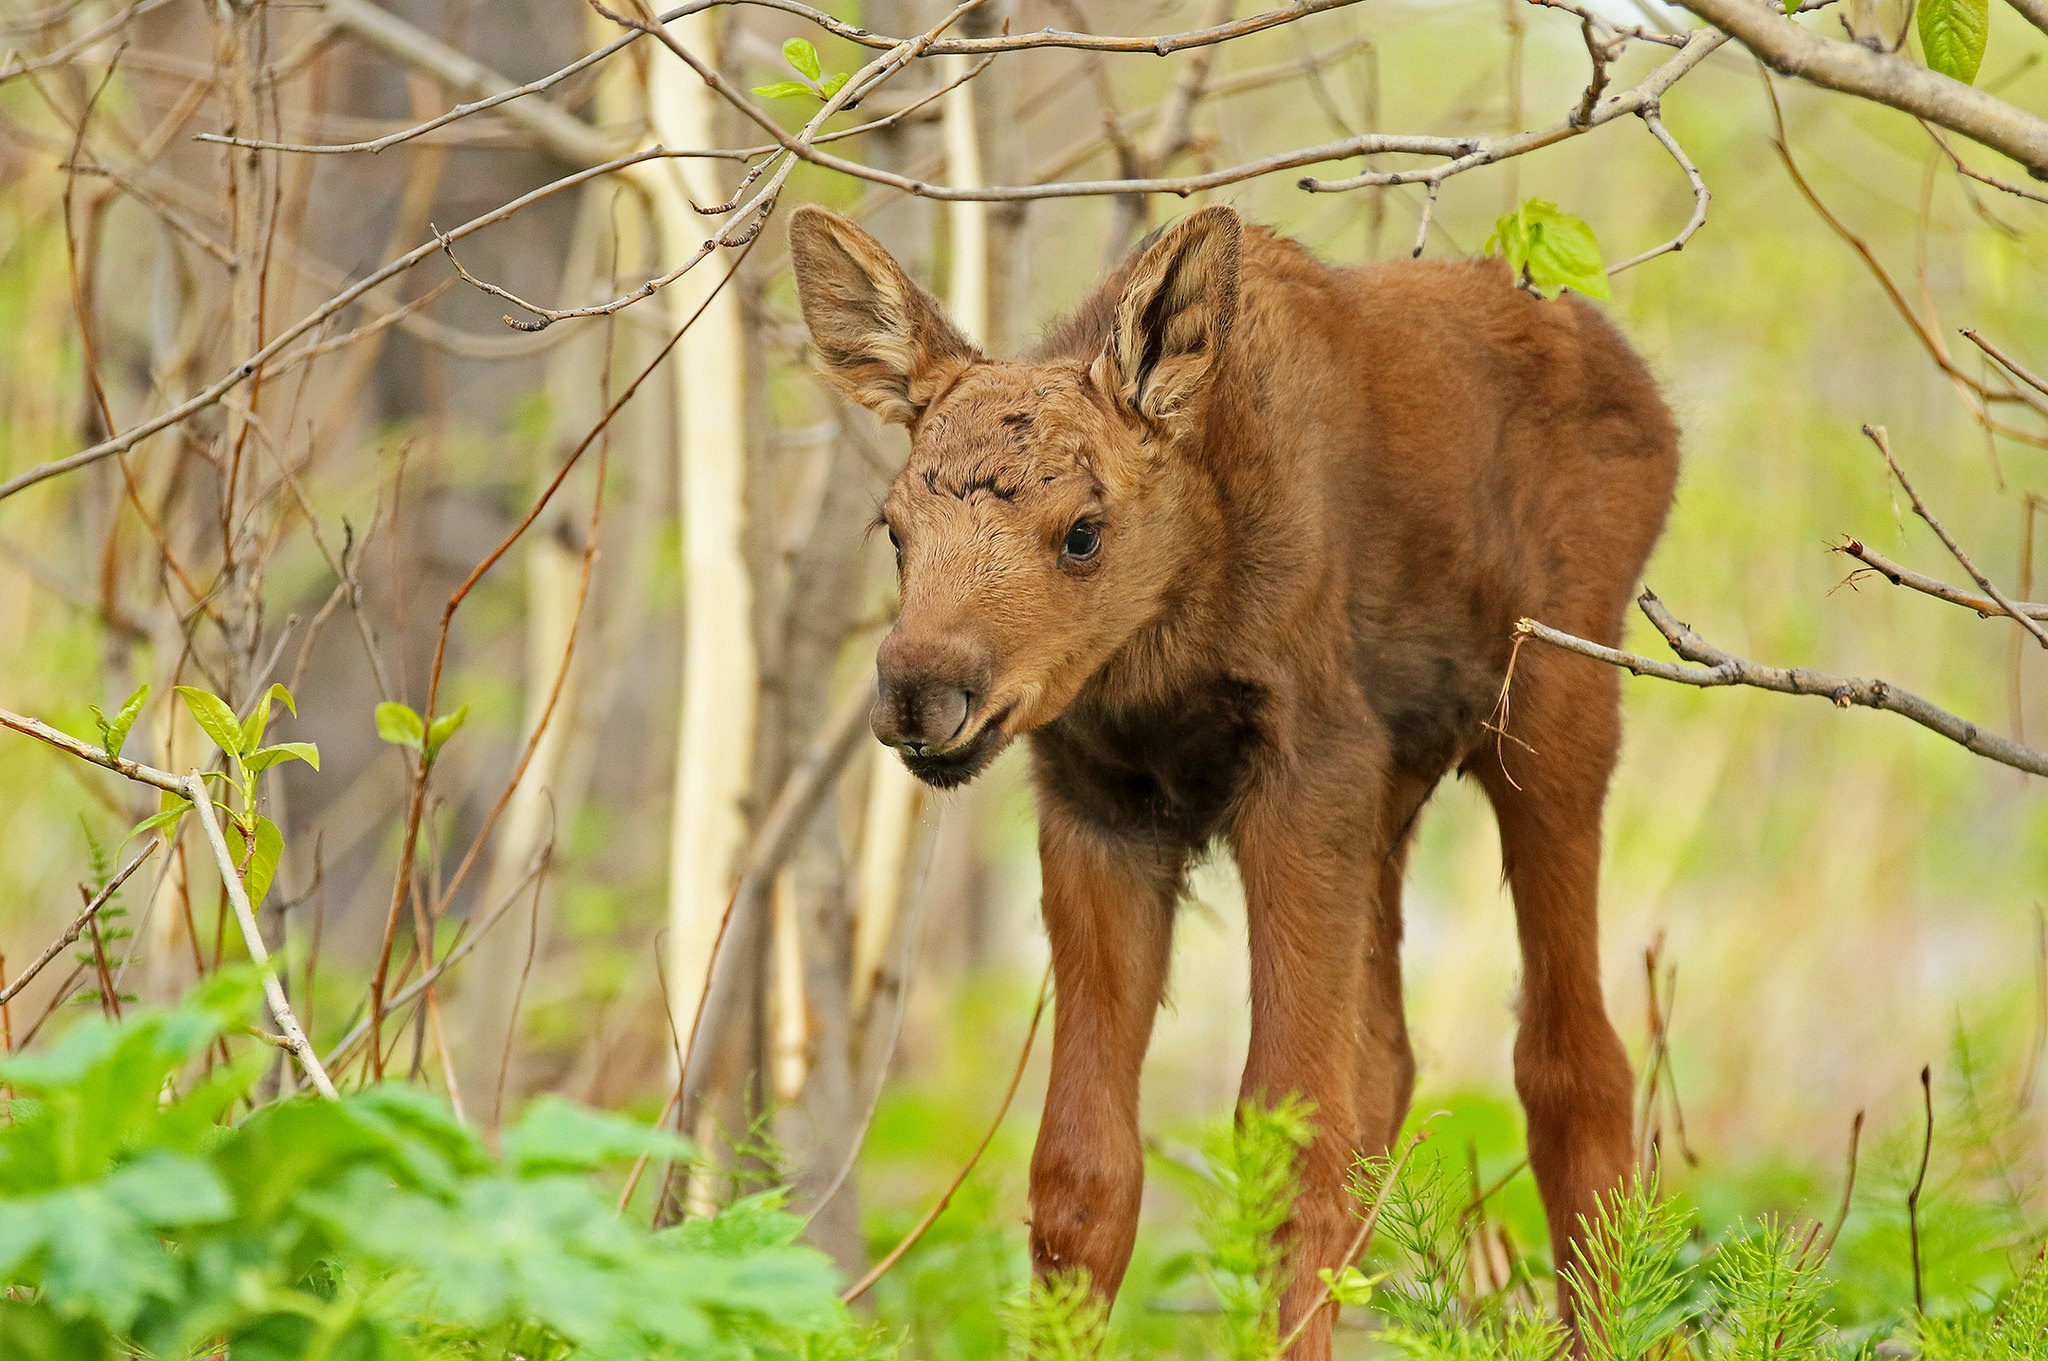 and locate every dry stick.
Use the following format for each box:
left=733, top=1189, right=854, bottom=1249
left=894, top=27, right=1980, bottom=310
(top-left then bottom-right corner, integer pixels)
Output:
left=1763, top=77, right=2048, bottom=437
left=1837, top=538, right=2048, bottom=620
left=181, top=774, right=337, bottom=1099
left=1925, top=124, right=2048, bottom=205
left=614, top=684, right=876, bottom=1215
left=1907, top=1065, right=1934, bottom=1314
left=0, top=0, right=175, bottom=85
left=1964, top=327, right=2048, bottom=398
left=1515, top=591, right=2048, bottom=777
left=680, top=0, right=1363, bottom=55
left=1863, top=424, right=2048, bottom=649
left=1812, top=1110, right=1865, bottom=1263
left=1606, top=104, right=1709, bottom=274
left=0, top=706, right=188, bottom=793
left=839, top=966, right=1053, bottom=1304
left=363, top=233, right=755, bottom=1078
left=1675, top=0, right=2048, bottom=175
left=1276, top=1124, right=1439, bottom=1355
left=319, top=849, right=551, bottom=1072
left=203, top=0, right=1365, bottom=161
left=0, top=142, right=681, bottom=503
left=0, top=839, right=158, bottom=1006
left=1300, top=25, right=1725, bottom=194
